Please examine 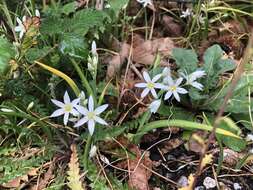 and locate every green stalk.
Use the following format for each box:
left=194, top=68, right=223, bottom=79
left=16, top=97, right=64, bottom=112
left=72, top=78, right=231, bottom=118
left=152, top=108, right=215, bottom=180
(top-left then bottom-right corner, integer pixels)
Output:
left=83, top=134, right=92, bottom=170
left=135, top=119, right=241, bottom=139
left=70, top=59, right=94, bottom=98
